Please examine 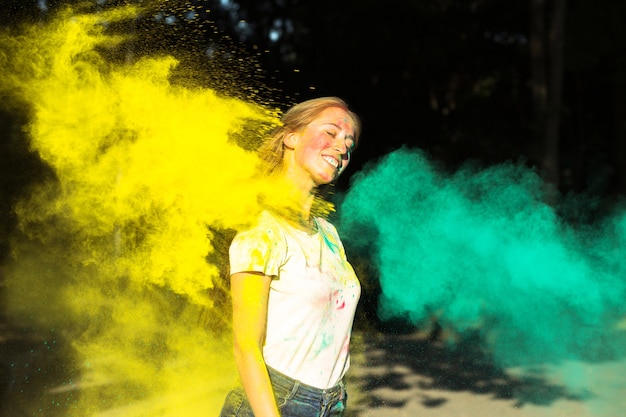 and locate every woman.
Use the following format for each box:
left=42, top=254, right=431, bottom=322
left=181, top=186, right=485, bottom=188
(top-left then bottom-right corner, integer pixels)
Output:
left=219, top=97, right=362, bottom=417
